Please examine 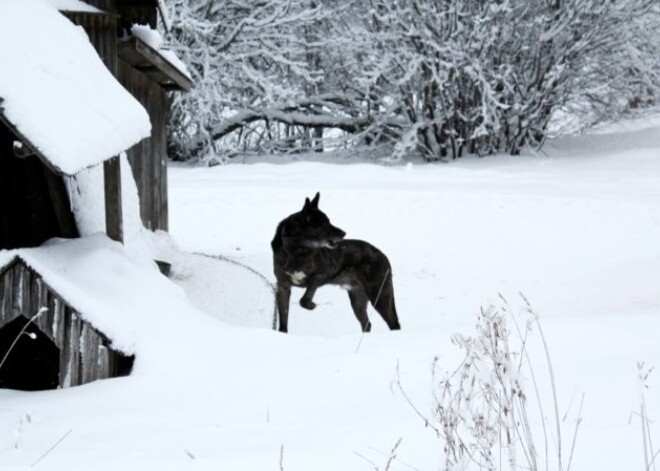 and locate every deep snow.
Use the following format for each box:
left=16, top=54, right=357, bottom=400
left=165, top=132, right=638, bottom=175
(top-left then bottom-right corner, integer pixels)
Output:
left=1, top=116, right=660, bottom=470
